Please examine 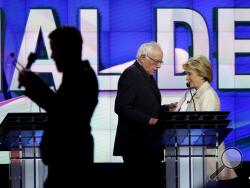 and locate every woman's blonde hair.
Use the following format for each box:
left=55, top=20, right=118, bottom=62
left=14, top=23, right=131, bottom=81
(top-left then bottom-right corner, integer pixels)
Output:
left=183, top=55, right=212, bottom=83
